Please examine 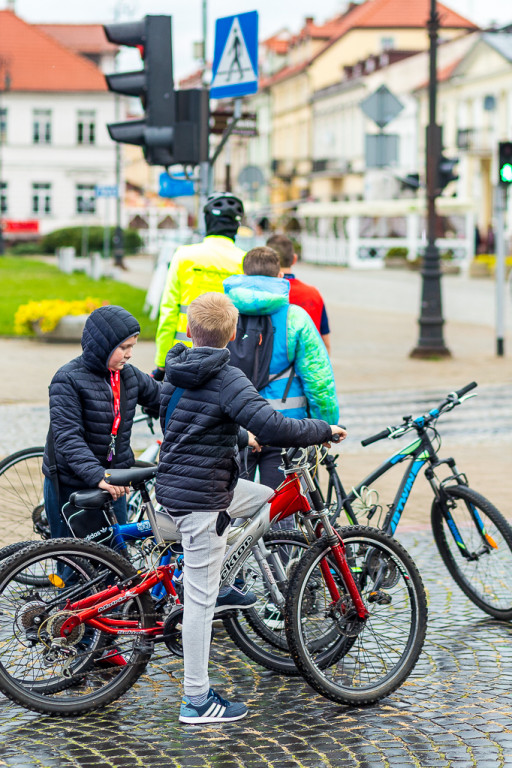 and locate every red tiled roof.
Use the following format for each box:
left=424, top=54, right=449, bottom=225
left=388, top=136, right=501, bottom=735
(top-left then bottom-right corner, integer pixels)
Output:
left=316, top=0, right=477, bottom=55
left=37, top=24, right=118, bottom=55
left=262, top=60, right=309, bottom=88
left=262, top=33, right=290, bottom=55
left=416, top=56, right=463, bottom=89
left=0, top=11, right=107, bottom=92
left=265, top=0, right=477, bottom=88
